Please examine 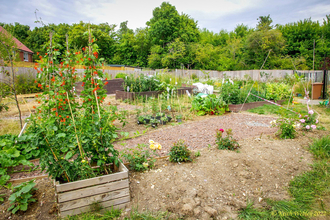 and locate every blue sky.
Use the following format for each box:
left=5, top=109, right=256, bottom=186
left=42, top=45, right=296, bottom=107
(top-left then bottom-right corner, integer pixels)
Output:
left=0, top=0, right=329, bottom=32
